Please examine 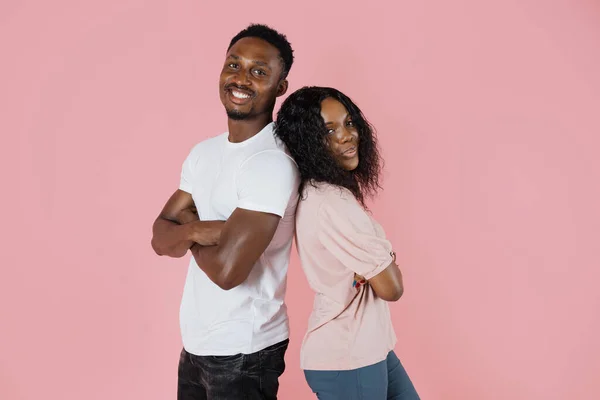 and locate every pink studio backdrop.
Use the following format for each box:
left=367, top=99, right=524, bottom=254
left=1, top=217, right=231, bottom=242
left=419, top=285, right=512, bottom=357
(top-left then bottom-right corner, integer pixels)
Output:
left=1, top=0, right=599, bottom=399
